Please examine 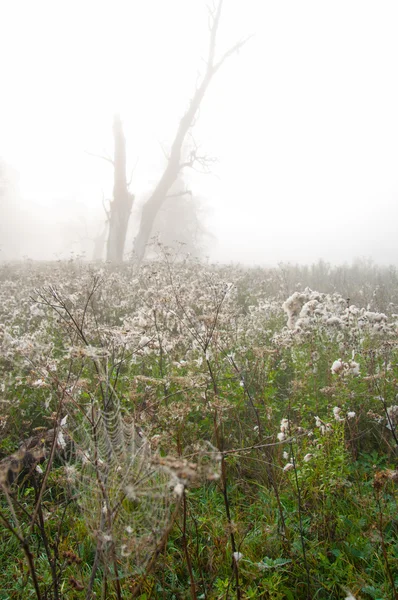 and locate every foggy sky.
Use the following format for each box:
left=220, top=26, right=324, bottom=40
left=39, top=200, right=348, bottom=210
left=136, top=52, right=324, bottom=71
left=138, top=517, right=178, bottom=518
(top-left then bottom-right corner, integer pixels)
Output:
left=1, top=0, right=398, bottom=265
